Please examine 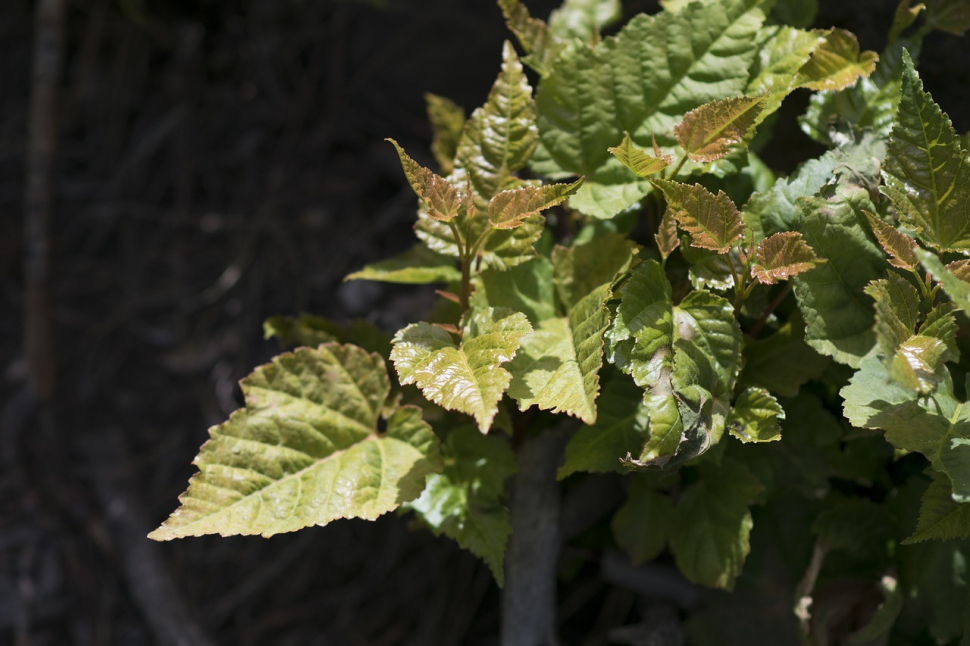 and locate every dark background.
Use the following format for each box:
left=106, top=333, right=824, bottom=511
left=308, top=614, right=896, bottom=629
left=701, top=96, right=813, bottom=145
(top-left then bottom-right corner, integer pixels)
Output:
left=2, top=1, right=969, bottom=644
